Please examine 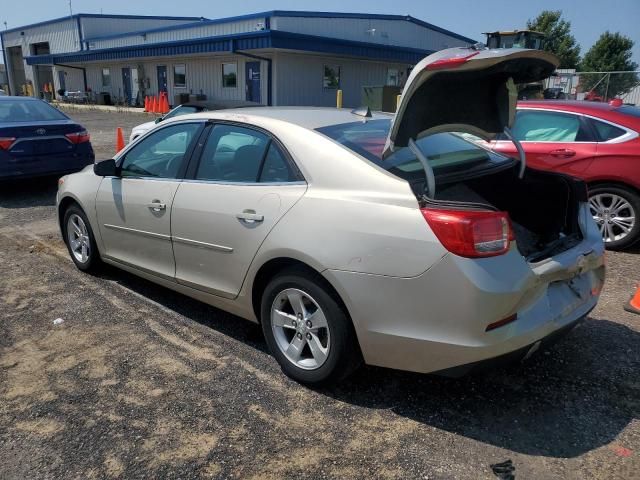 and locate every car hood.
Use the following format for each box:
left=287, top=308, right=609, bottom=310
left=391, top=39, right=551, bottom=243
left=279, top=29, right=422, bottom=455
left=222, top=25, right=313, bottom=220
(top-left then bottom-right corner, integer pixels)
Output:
left=382, top=47, right=558, bottom=158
